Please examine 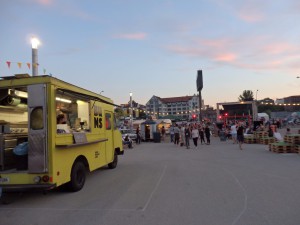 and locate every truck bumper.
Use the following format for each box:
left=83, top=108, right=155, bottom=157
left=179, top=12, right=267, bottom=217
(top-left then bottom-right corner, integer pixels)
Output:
left=0, top=183, right=56, bottom=193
